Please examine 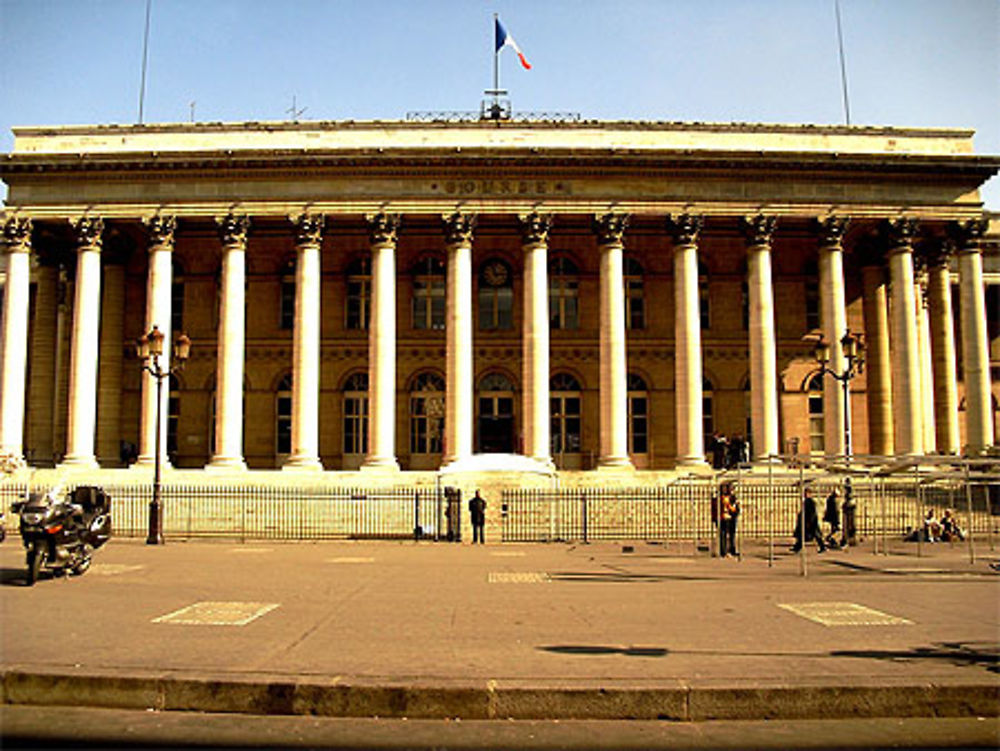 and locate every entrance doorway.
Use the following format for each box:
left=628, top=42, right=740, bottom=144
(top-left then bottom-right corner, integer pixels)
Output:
left=477, top=373, right=515, bottom=453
